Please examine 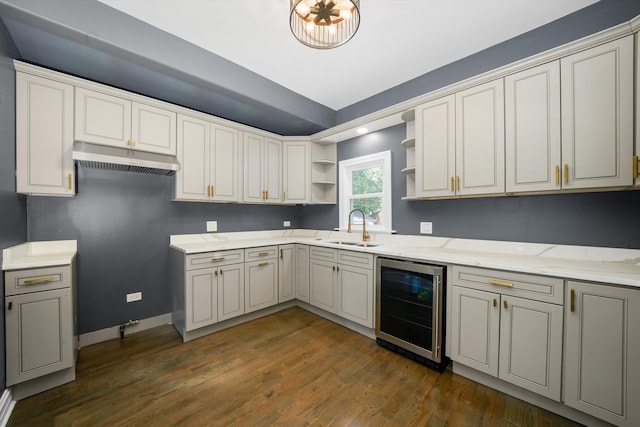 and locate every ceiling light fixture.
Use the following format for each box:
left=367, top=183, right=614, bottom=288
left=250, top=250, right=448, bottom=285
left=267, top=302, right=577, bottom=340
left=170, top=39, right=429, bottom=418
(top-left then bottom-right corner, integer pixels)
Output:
left=356, top=127, right=368, bottom=134
left=290, top=0, right=360, bottom=49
